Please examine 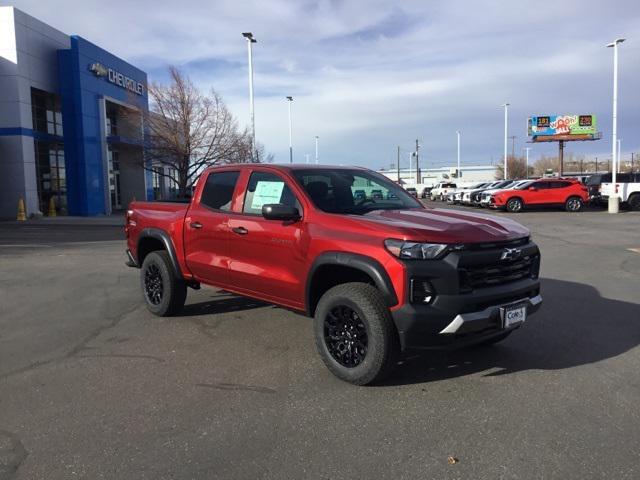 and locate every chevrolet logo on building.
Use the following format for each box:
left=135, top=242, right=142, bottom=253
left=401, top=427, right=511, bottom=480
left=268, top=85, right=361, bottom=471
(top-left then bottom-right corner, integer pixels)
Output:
left=87, top=62, right=145, bottom=96
left=89, top=62, right=108, bottom=77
